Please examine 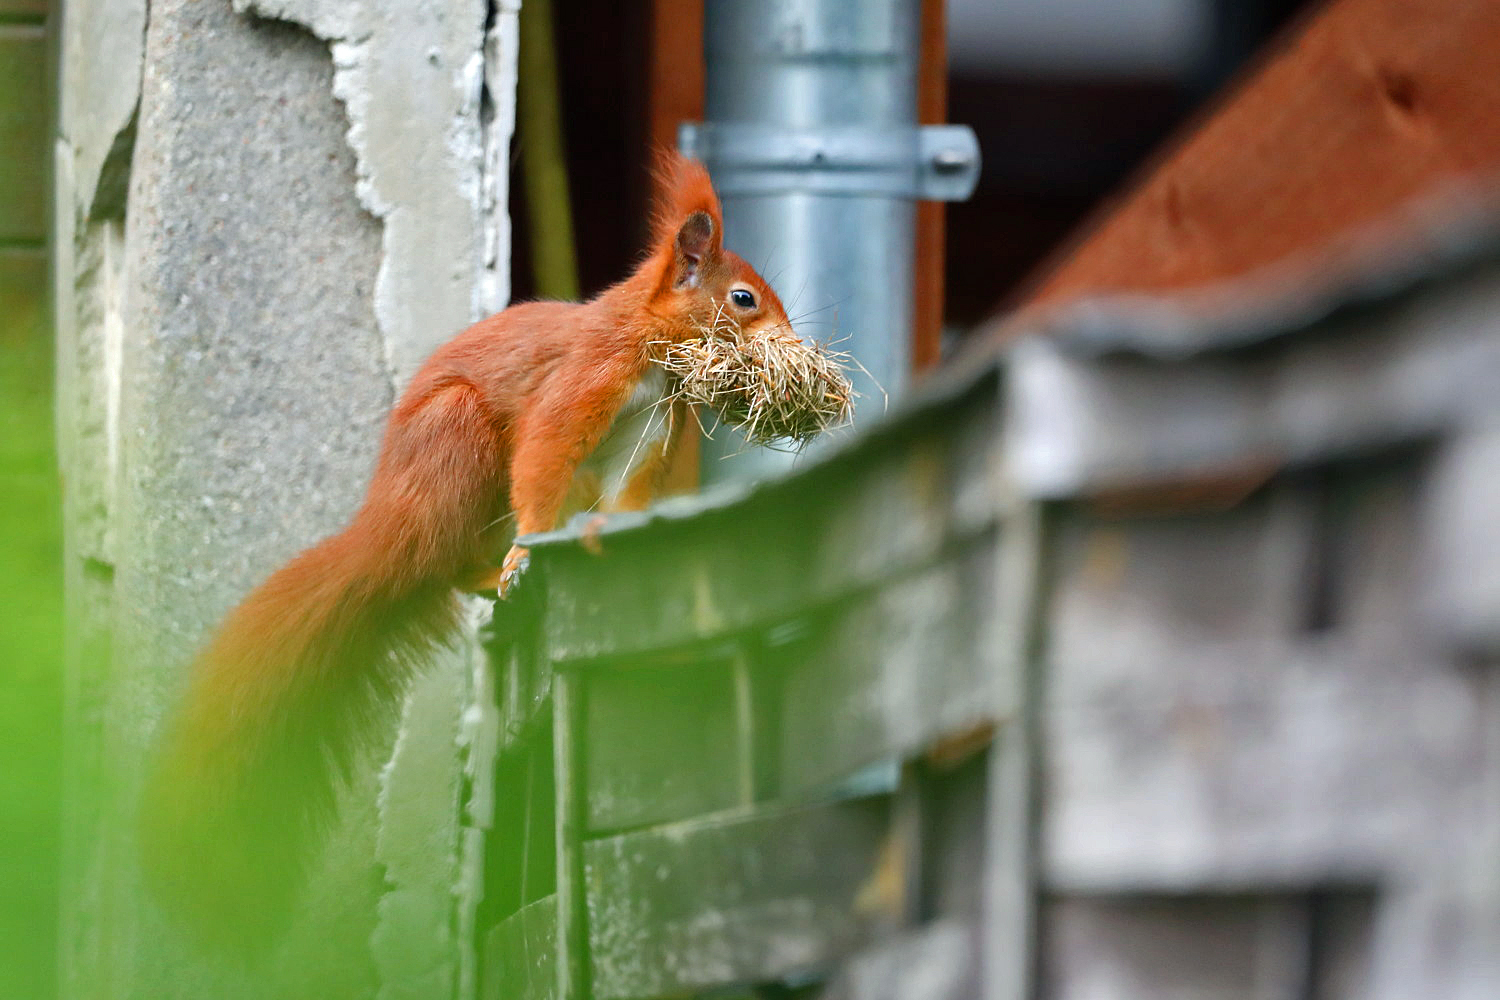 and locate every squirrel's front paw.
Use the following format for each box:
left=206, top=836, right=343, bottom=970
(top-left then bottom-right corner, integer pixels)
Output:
left=579, top=514, right=609, bottom=556
left=496, top=545, right=531, bottom=599
left=461, top=545, right=530, bottom=599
